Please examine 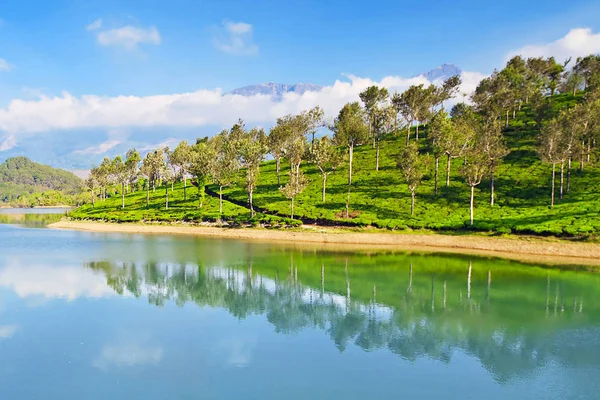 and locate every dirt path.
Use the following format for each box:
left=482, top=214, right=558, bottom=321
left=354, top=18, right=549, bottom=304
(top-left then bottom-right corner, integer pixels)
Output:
left=48, top=220, right=600, bottom=267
